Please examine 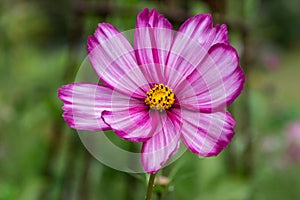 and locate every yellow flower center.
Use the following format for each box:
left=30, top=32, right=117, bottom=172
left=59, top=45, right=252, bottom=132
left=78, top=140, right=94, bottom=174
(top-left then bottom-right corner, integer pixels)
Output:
left=145, top=84, right=175, bottom=112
